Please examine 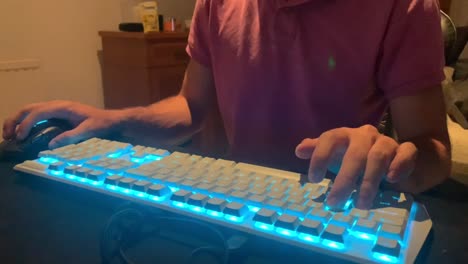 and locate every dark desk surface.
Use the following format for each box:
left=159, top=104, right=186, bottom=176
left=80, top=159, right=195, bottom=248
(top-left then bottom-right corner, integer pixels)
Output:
left=1, top=161, right=467, bottom=264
